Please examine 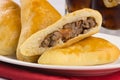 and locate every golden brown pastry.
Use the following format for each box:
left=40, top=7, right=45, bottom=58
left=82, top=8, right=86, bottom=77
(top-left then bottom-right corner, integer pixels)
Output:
left=20, top=8, right=102, bottom=57
left=38, top=37, right=120, bottom=66
left=16, top=0, right=61, bottom=62
left=0, top=0, right=21, bottom=55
